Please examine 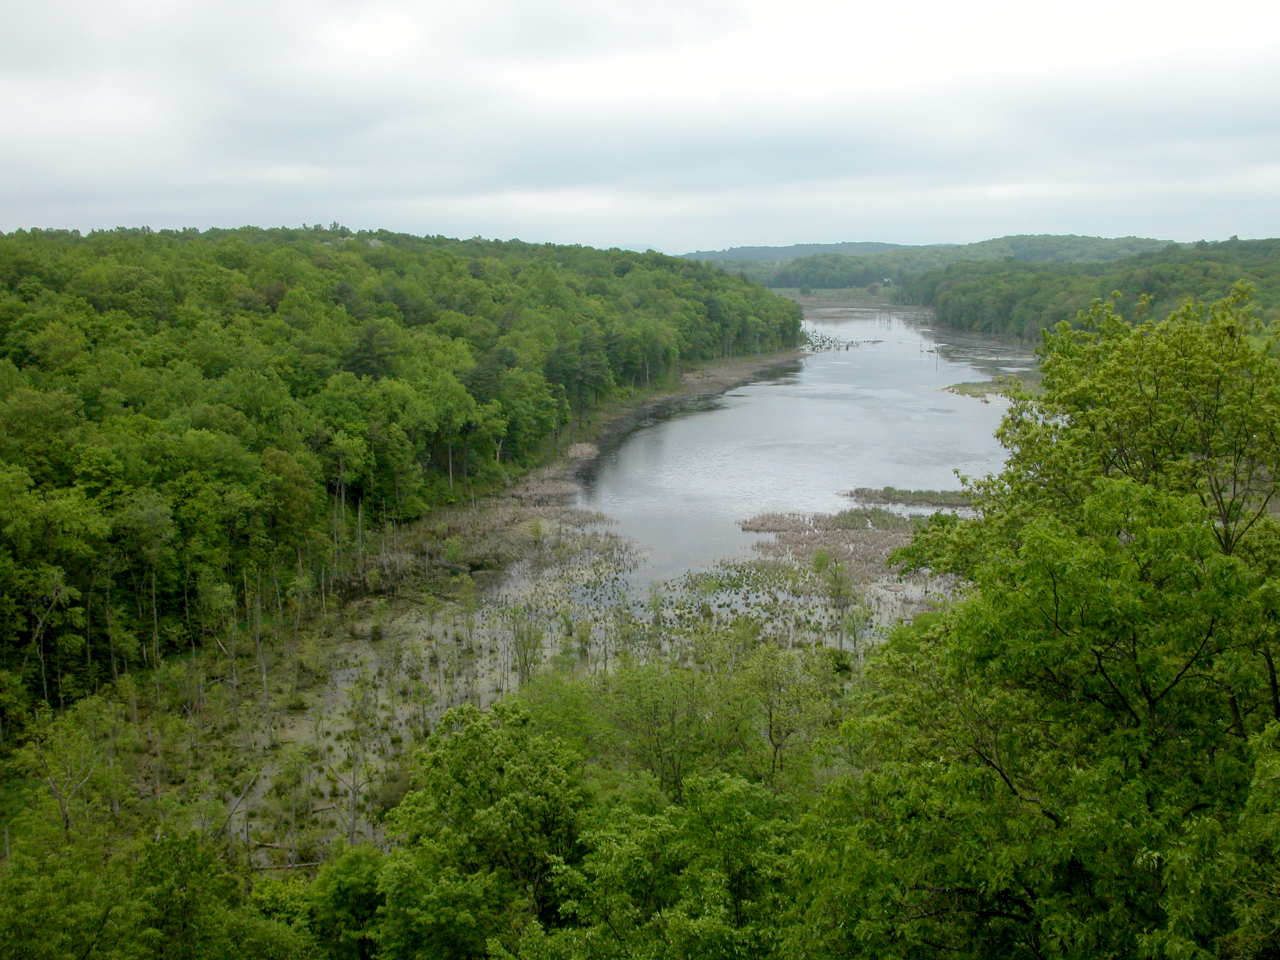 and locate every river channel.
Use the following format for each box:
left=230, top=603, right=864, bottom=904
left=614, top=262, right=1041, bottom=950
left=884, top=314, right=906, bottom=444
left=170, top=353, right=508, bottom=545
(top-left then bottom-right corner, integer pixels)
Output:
left=574, top=303, right=1036, bottom=588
